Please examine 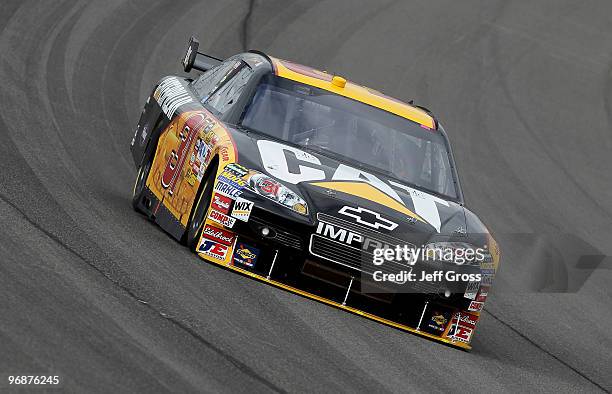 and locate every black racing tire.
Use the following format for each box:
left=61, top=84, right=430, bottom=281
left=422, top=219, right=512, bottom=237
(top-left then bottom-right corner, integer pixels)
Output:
left=132, top=158, right=153, bottom=214
left=185, top=160, right=218, bottom=251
